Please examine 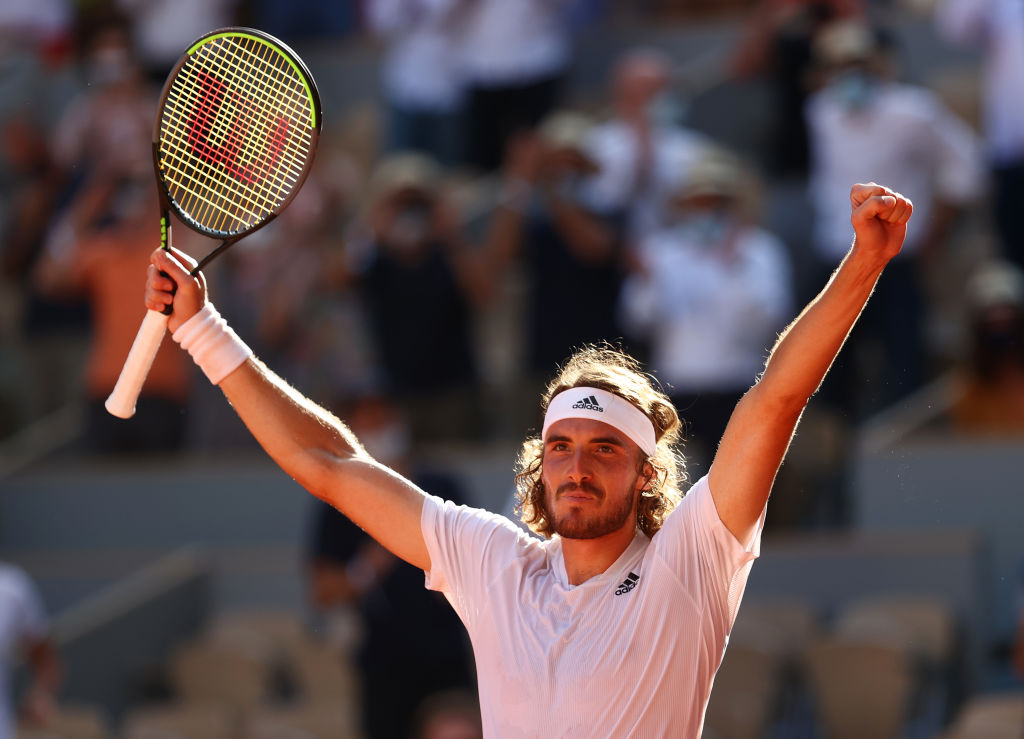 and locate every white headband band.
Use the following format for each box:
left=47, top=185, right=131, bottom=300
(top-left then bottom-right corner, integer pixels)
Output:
left=542, top=387, right=657, bottom=457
